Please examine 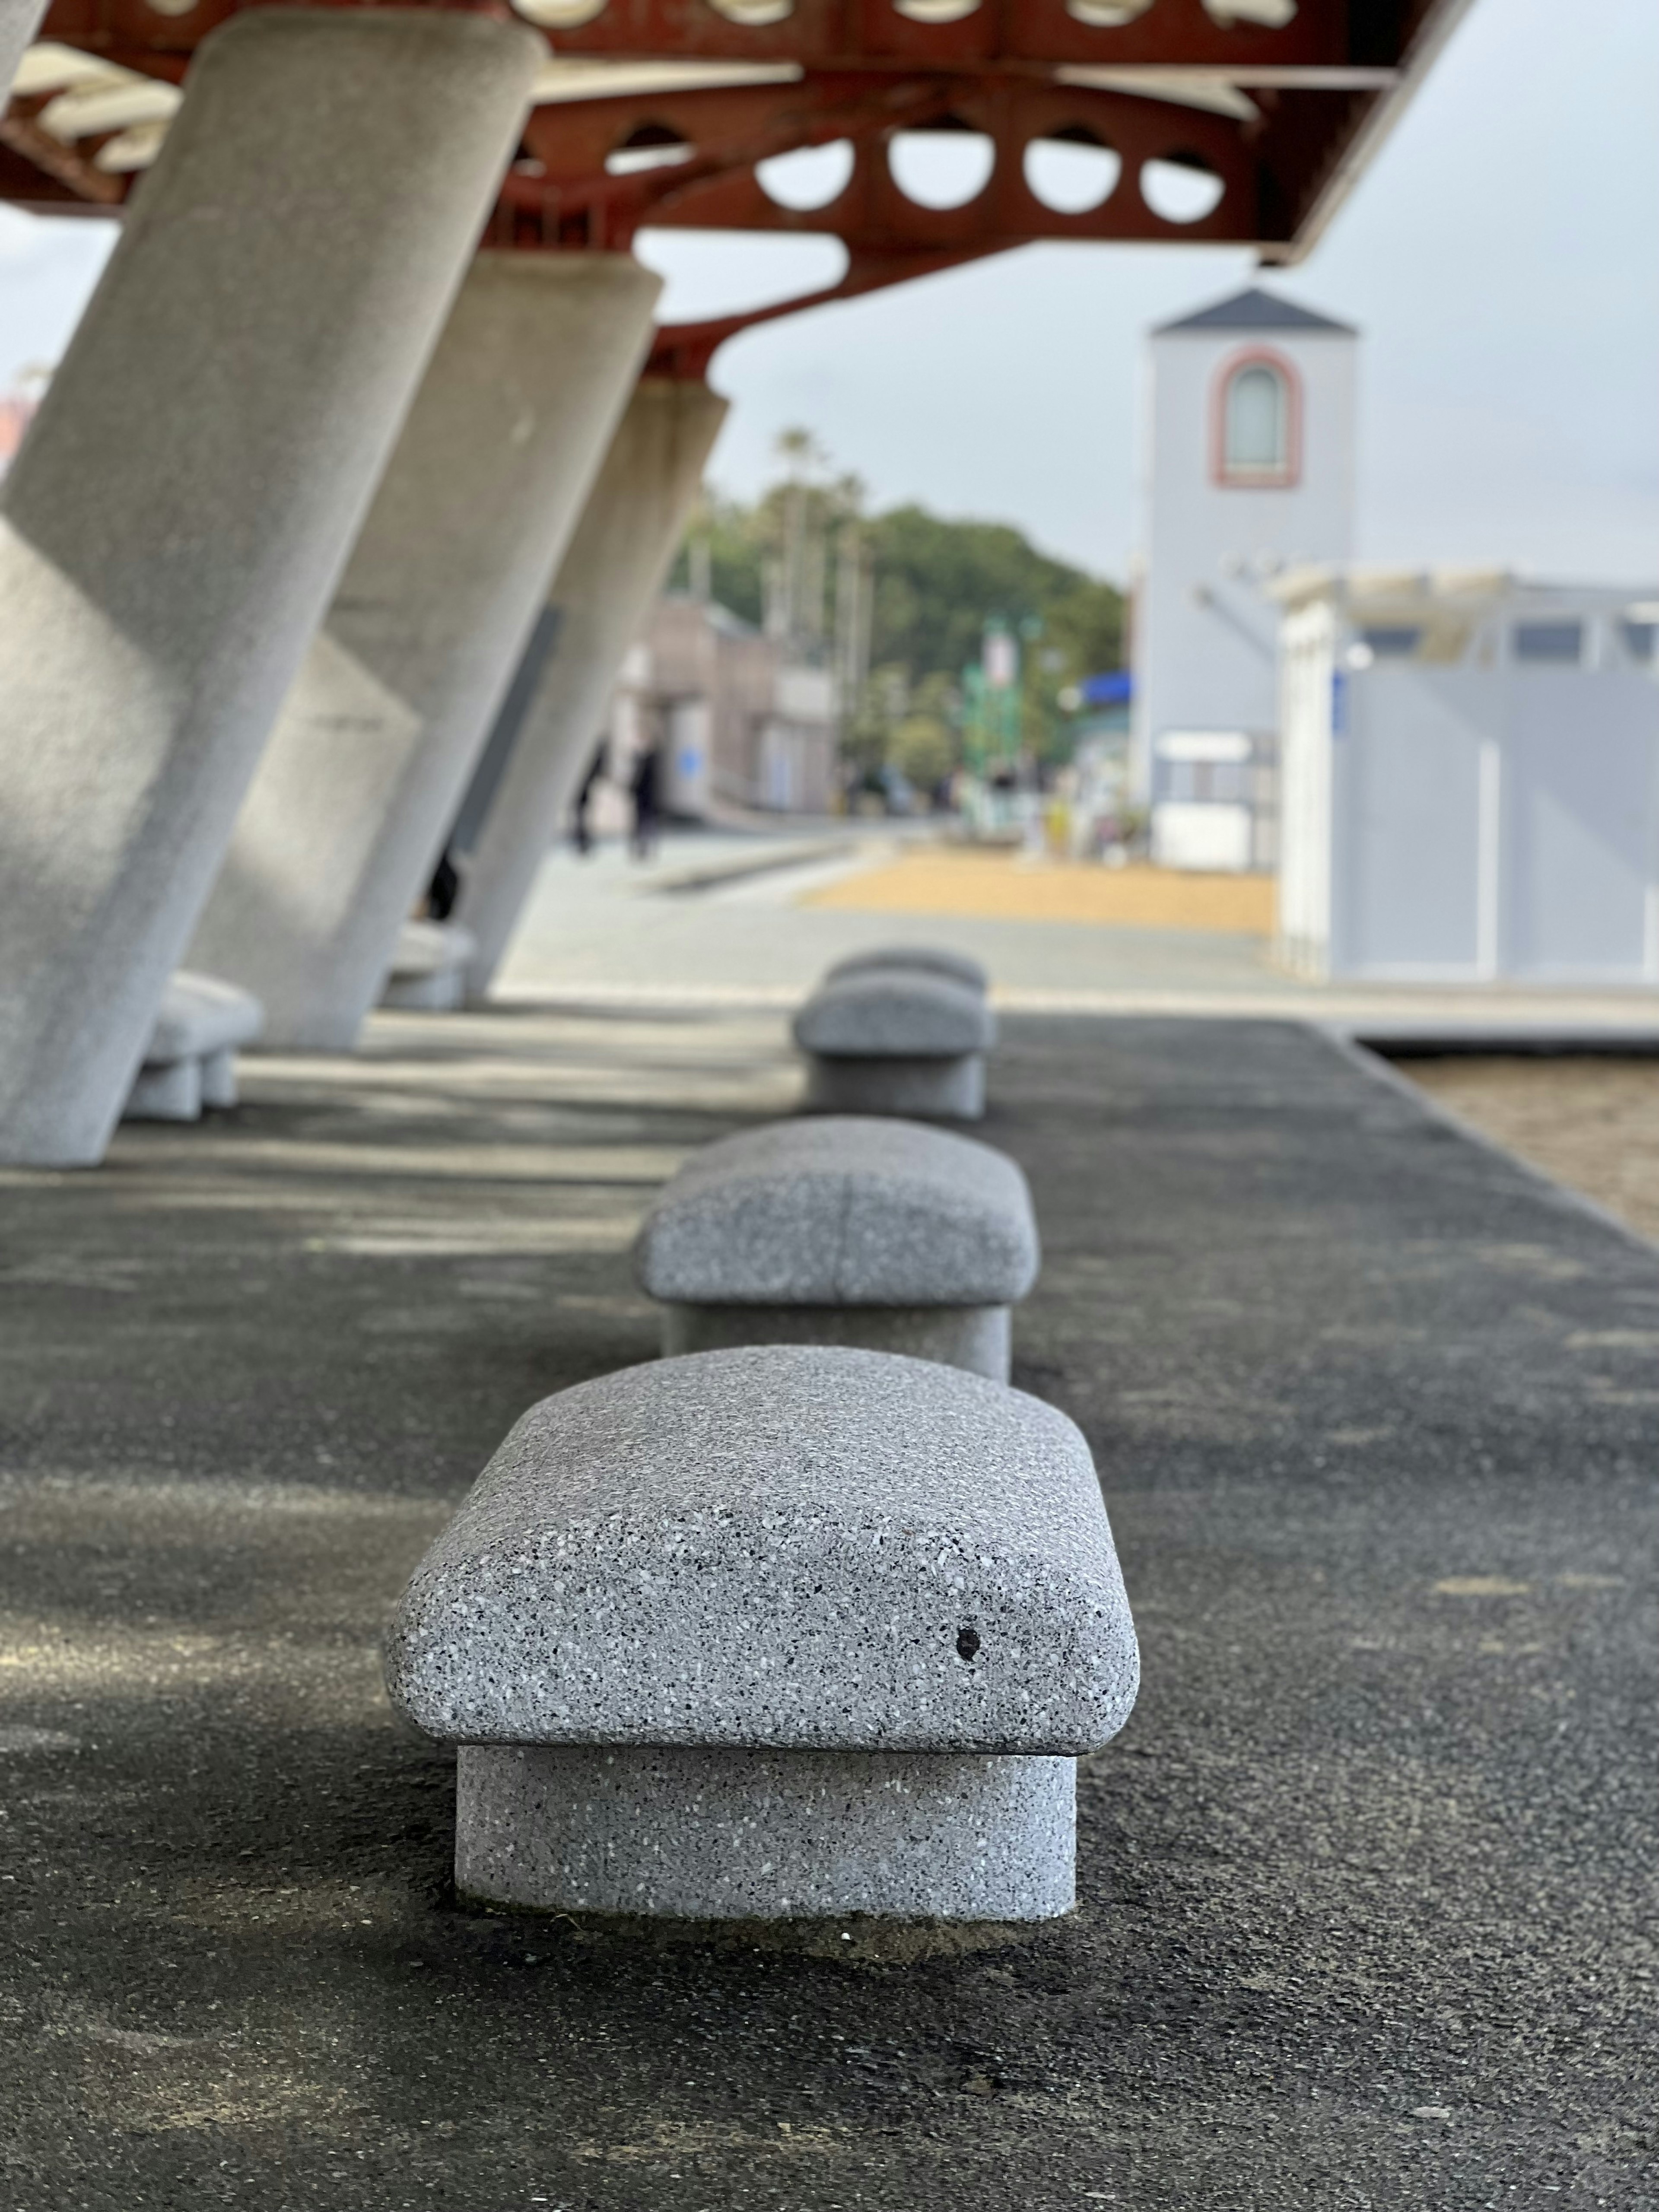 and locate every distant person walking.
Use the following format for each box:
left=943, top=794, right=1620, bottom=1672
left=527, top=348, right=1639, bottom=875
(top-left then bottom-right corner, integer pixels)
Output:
left=629, top=741, right=661, bottom=862
left=571, top=741, right=605, bottom=857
